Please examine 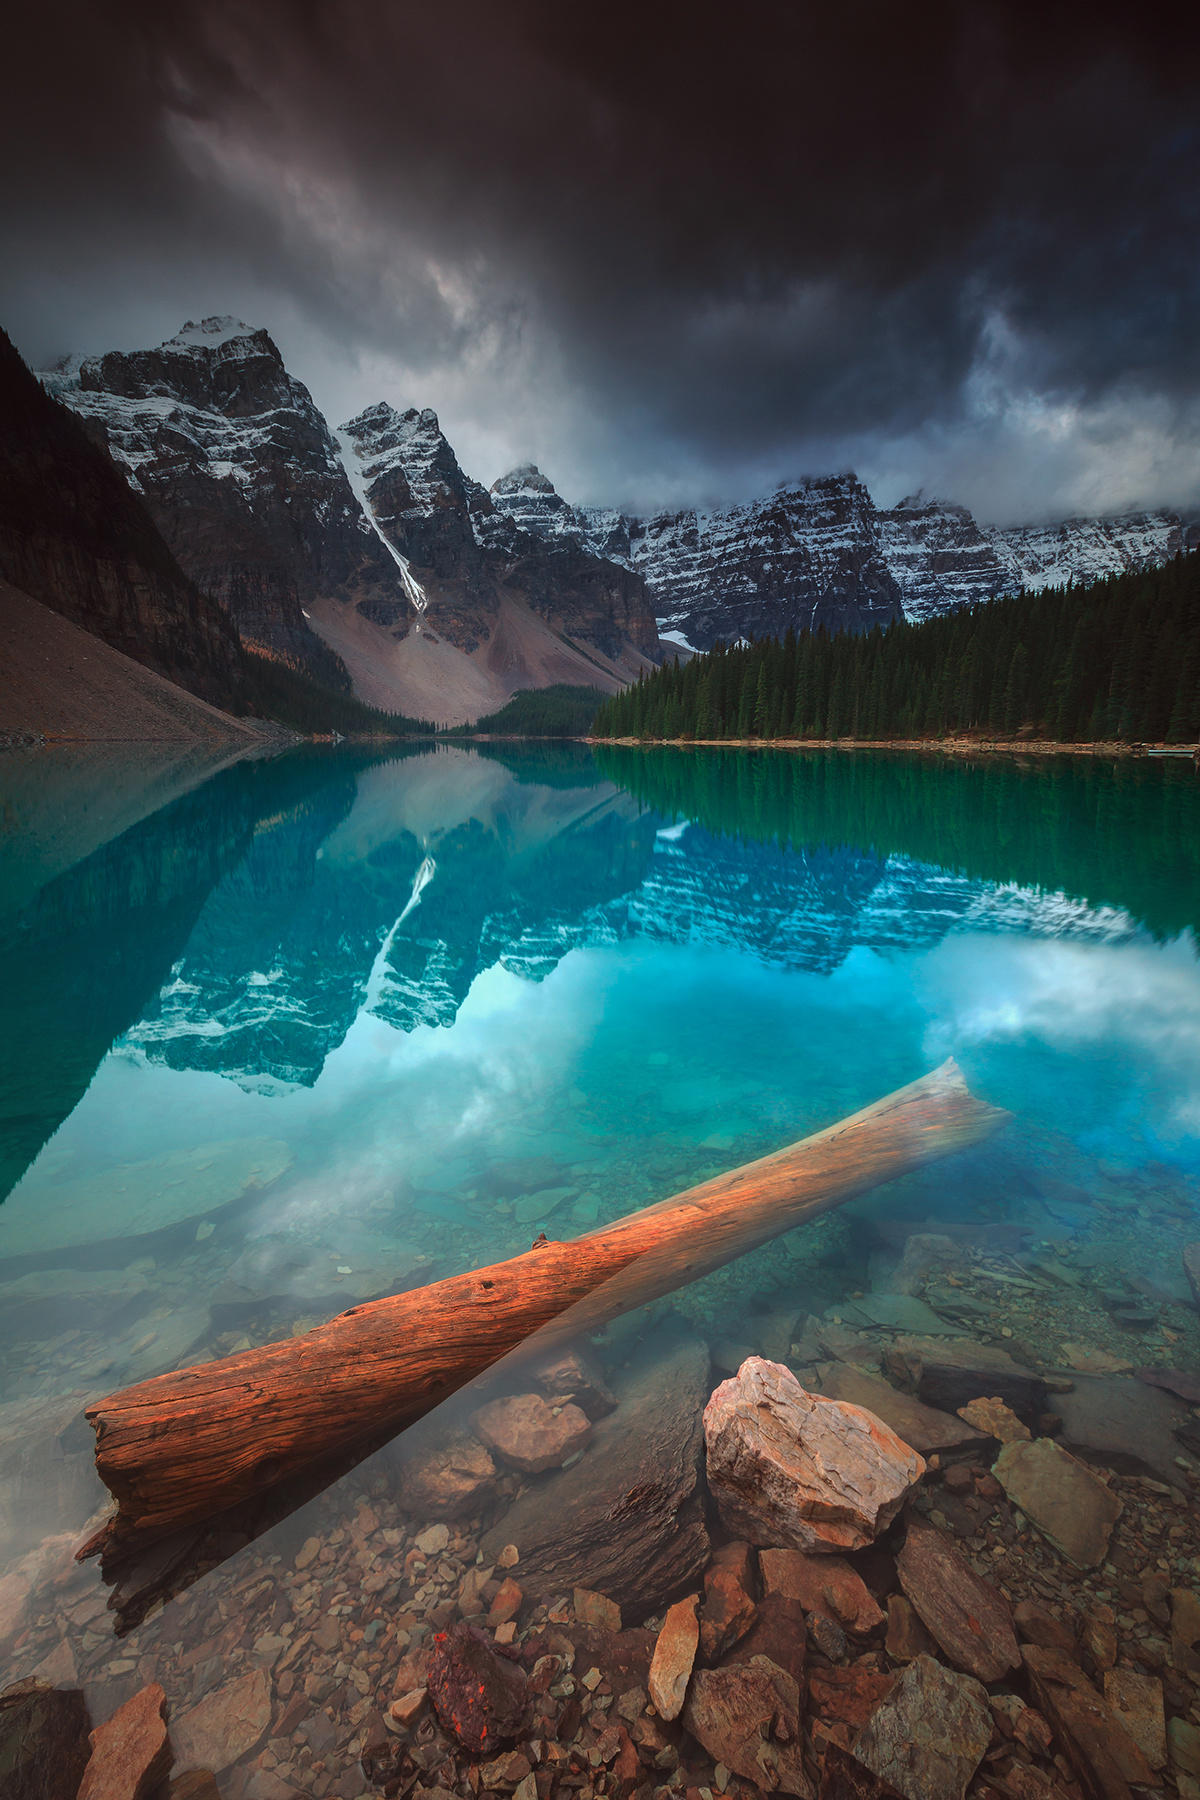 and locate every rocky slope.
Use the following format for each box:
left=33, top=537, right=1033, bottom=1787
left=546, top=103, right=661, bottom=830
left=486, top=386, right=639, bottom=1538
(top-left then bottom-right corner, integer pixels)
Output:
left=0, top=327, right=252, bottom=710
left=46, top=323, right=662, bottom=720
left=490, top=465, right=1190, bottom=647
